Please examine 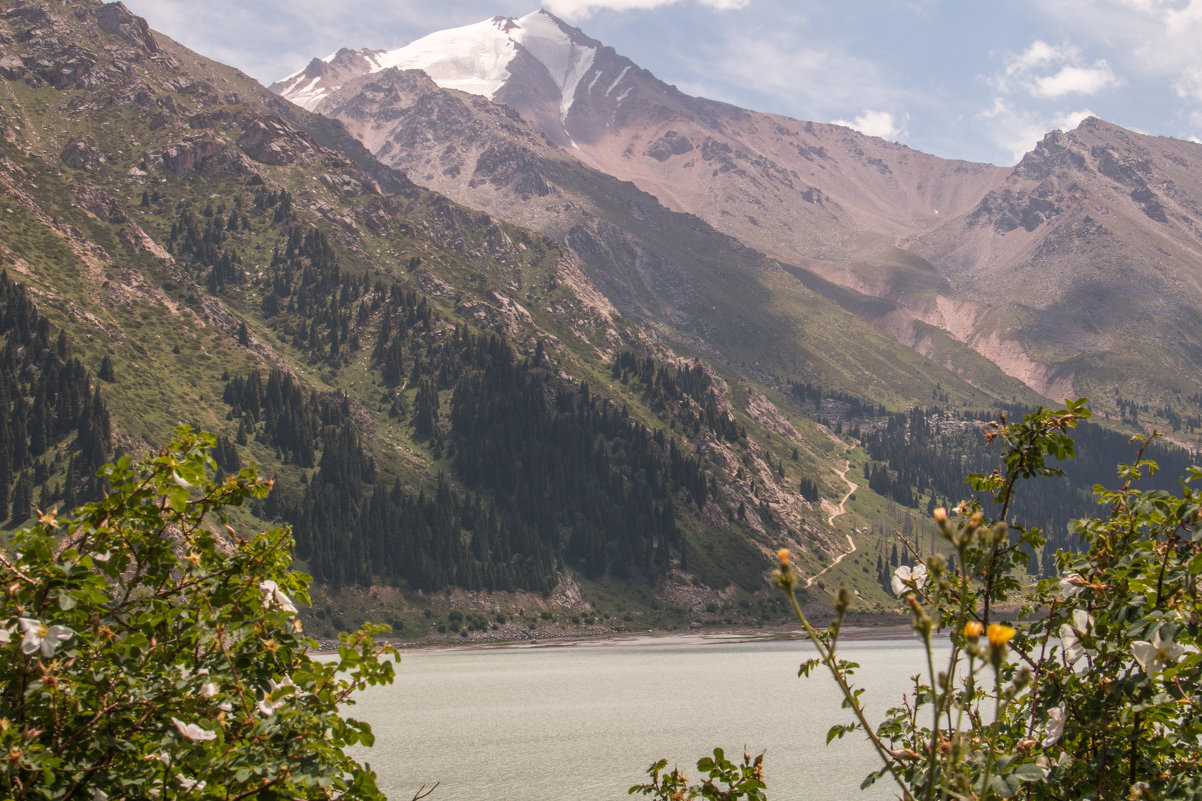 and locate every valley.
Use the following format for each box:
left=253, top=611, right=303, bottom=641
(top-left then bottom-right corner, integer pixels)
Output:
left=0, top=1, right=1198, bottom=640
